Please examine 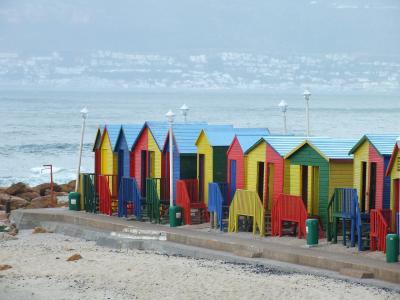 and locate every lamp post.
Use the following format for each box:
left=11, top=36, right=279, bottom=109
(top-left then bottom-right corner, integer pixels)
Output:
left=278, top=100, right=288, bottom=134
left=166, top=110, right=175, bottom=213
left=303, top=89, right=311, bottom=137
left=180, top=104, right=189, bottom=123
left=75, top=107, right=88, bottom=192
